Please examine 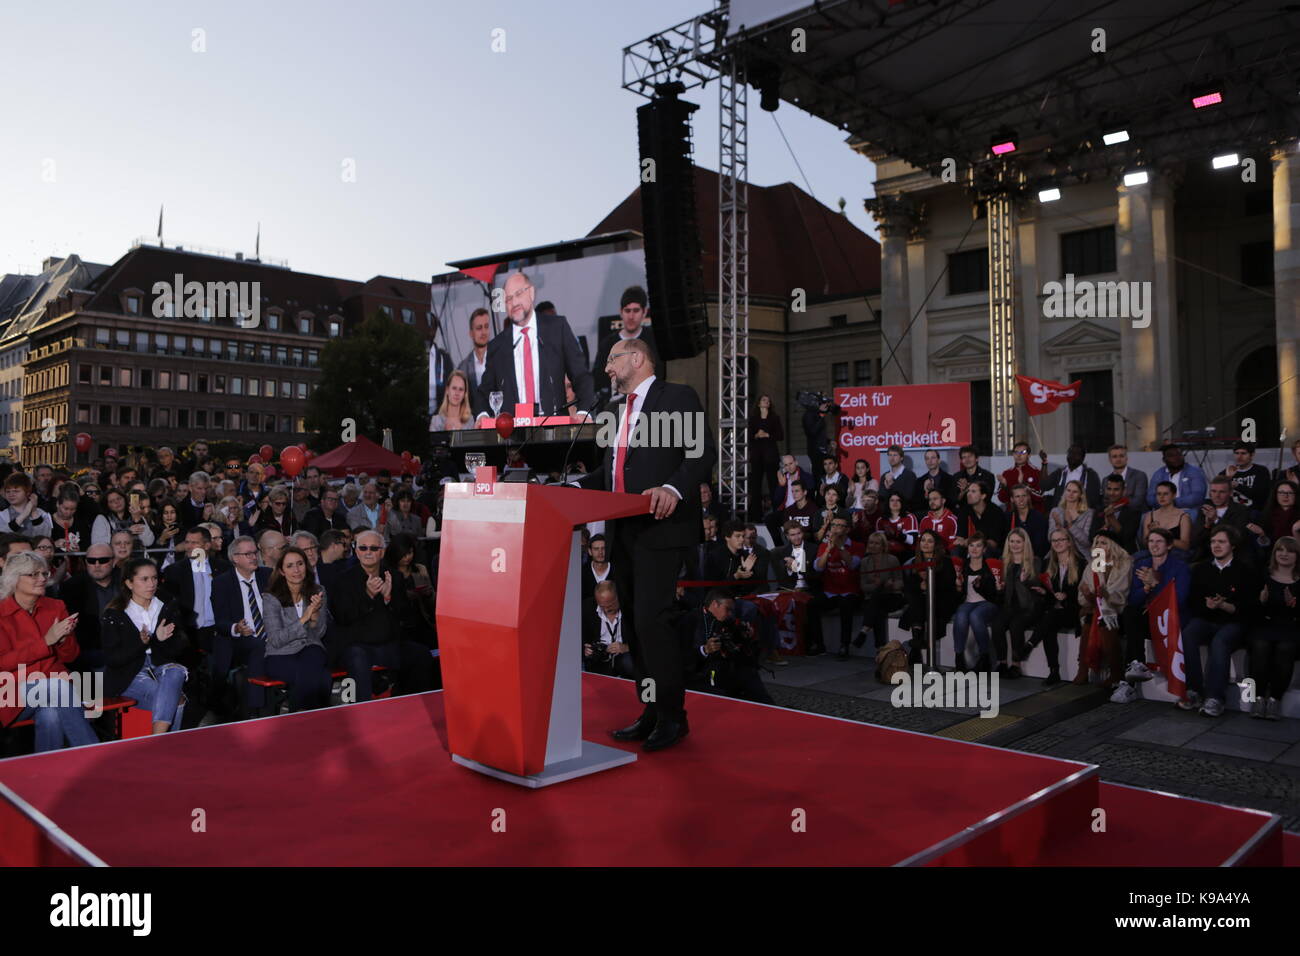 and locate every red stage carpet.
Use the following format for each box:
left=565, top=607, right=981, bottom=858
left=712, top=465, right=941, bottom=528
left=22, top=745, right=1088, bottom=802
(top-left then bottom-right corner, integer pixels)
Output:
left=0, top=674, right=1284, bottom=866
